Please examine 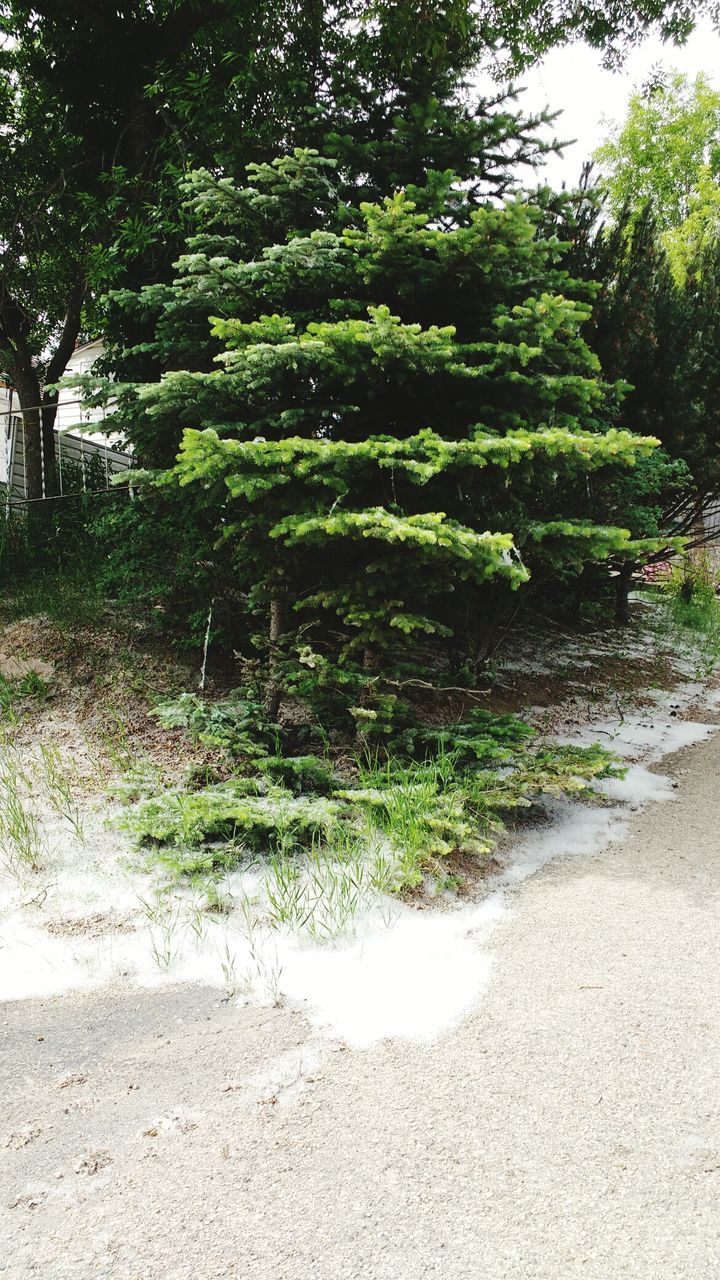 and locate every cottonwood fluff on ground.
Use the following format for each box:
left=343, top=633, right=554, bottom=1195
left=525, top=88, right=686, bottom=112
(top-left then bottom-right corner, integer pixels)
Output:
left=277, top=693, right=718, bottom=1046
left=0, top=684, right=716, bottom=1048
